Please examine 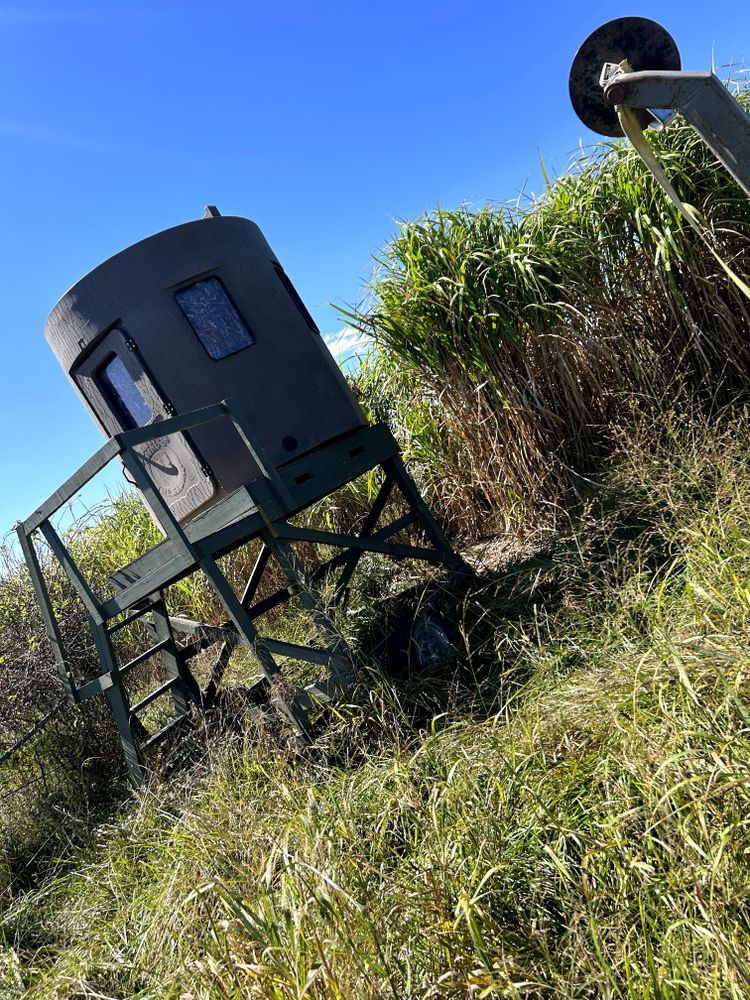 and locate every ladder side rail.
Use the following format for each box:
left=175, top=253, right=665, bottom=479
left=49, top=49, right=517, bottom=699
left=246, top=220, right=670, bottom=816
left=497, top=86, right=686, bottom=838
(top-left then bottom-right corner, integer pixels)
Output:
left=15, top=523, right=77, bottom=705
left=38, top=521, right=107, bottom=625
left=22, top=436, right=123, bottom=535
